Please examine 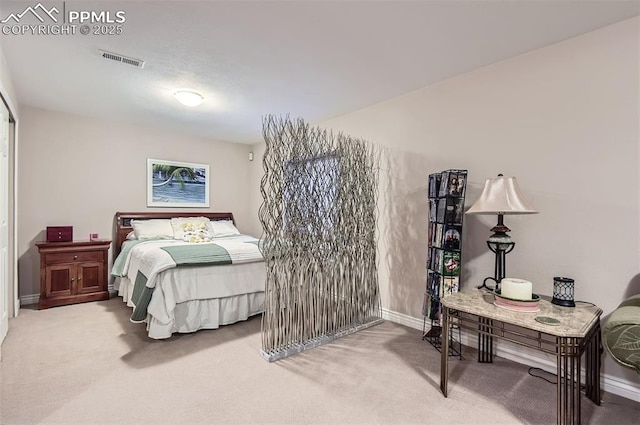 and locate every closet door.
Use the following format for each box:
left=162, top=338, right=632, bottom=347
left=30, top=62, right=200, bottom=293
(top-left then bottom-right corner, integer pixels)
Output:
left=0, top=99, right=9, bottom=346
